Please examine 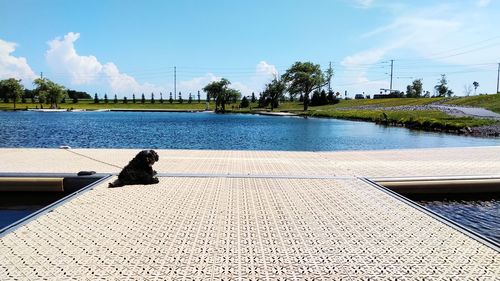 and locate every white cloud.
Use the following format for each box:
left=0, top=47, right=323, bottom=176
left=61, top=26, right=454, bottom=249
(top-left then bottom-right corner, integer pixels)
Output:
left=0, top=38, right=37, bottom=83
left=179, top=61, right=278, bottom=97
left=178, top=73, right=253, bottom=97
left=45, top=32, right=165, bottom=95
left=102, top=62, right=163, bottom=94
left=340, top=44, right=403, bottom=94
left=355, top=0, right=374, bottom=8
left=256, top=60, right=278, bottom=78
left=341, top=48, right=388, bottom=67
left=248, top=60, right=278, bottom=94
left=231, top=82, right=252, bottom=95
left=477, top=0, right=491, bottom=7
left=178, top=73, right=220, bottom=96
left=46, top=32, right=102, bottom=84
